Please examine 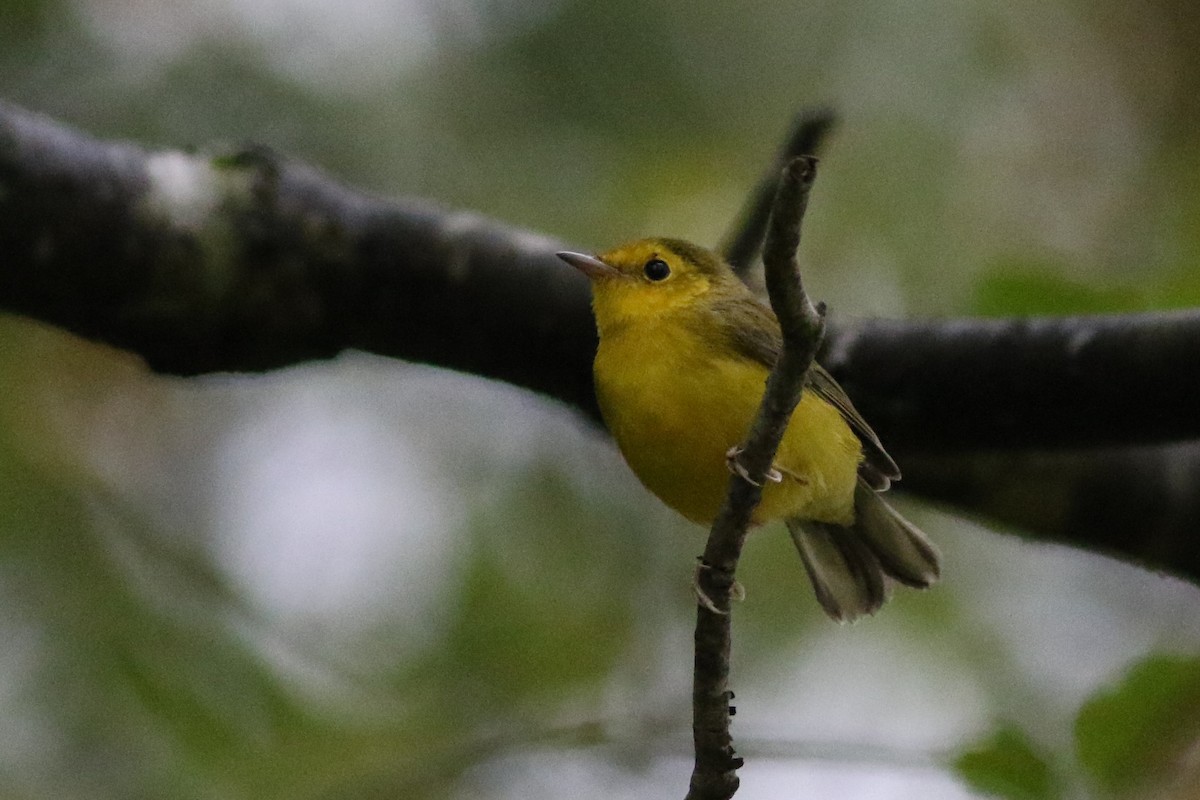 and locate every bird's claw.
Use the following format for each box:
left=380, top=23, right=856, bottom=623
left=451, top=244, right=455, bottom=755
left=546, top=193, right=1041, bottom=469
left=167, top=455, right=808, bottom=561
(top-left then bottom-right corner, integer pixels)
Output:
left=725, top=446, right=783, bottom=487
left=693, top=560, right=745, bottom=614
